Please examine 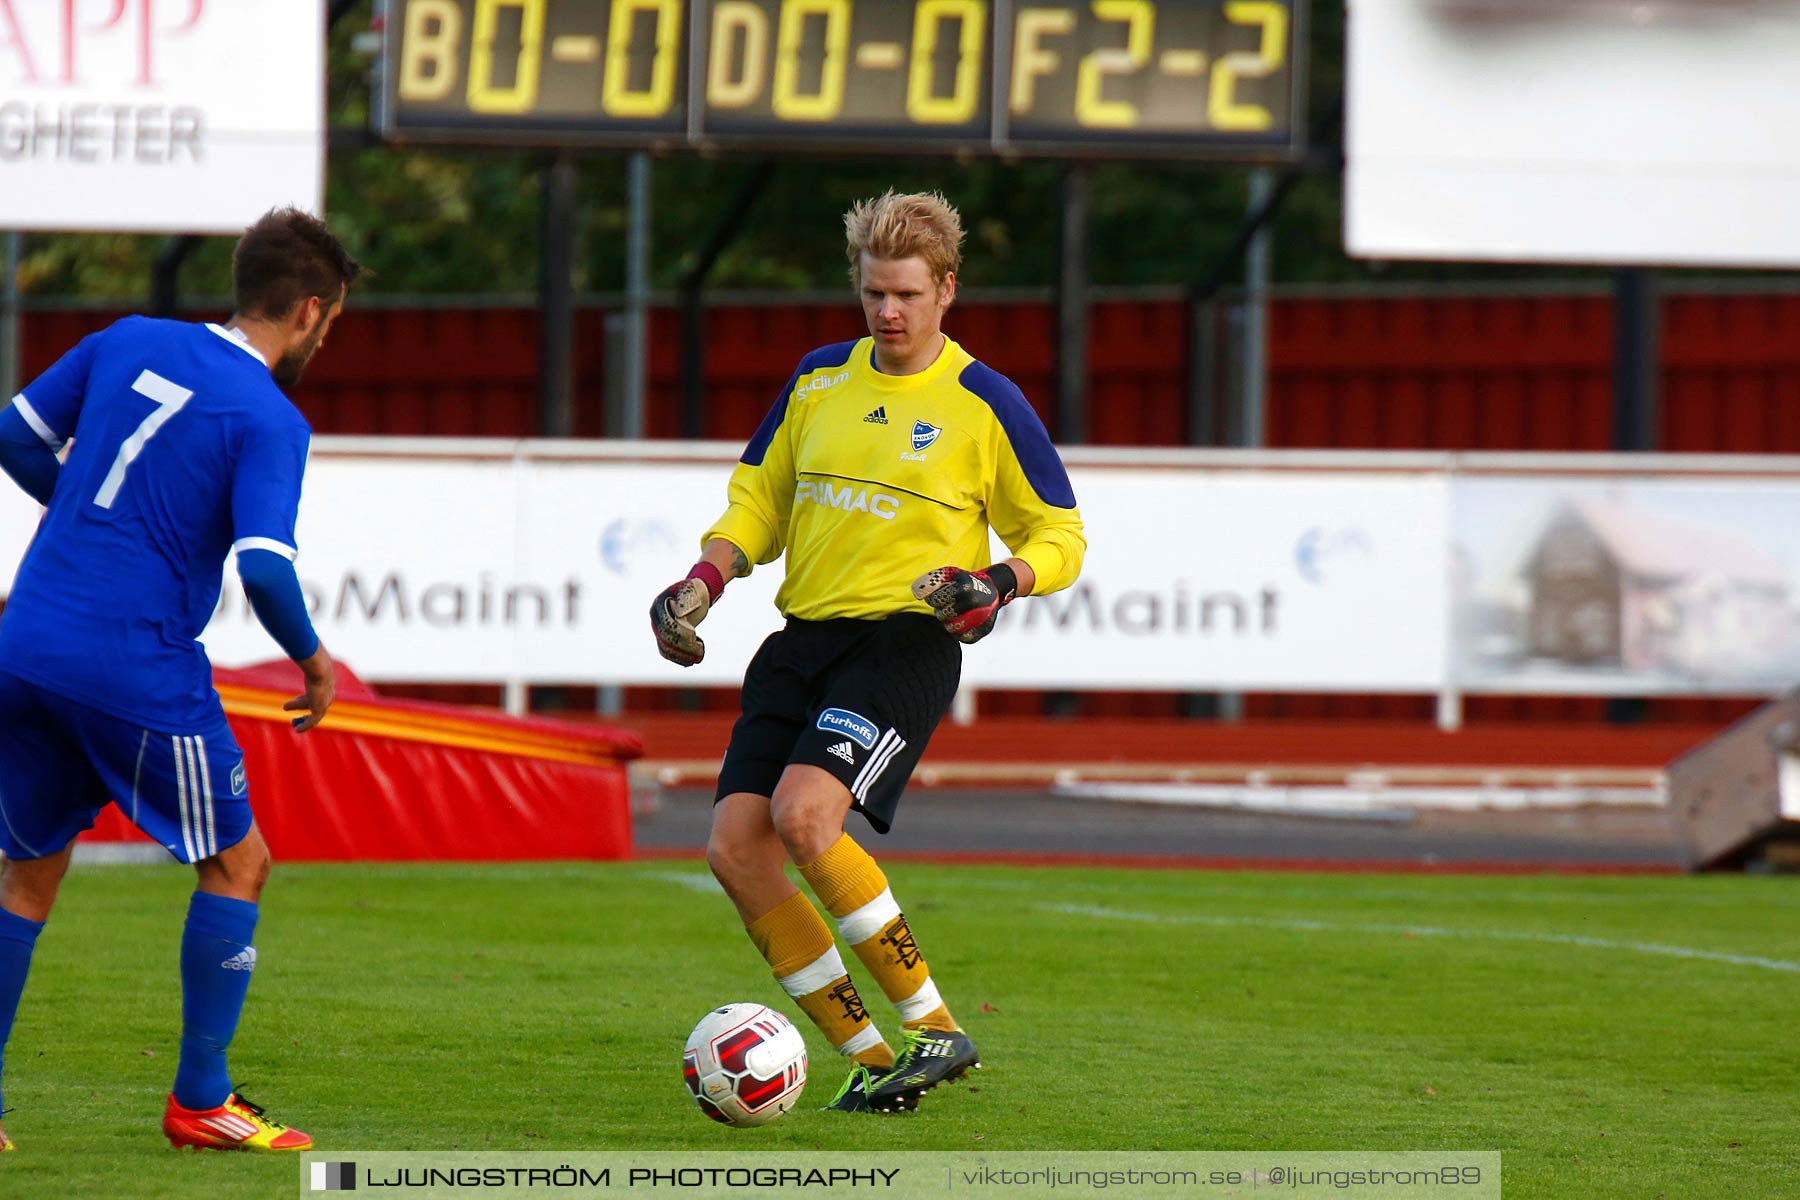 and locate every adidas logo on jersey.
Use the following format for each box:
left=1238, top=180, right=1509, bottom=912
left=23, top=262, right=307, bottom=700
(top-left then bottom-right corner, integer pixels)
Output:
left=864, top=406, right=888, bottom=424
left=826, top=741, right=857, bottom=764
left=221, top=947, right=257, bottom=972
